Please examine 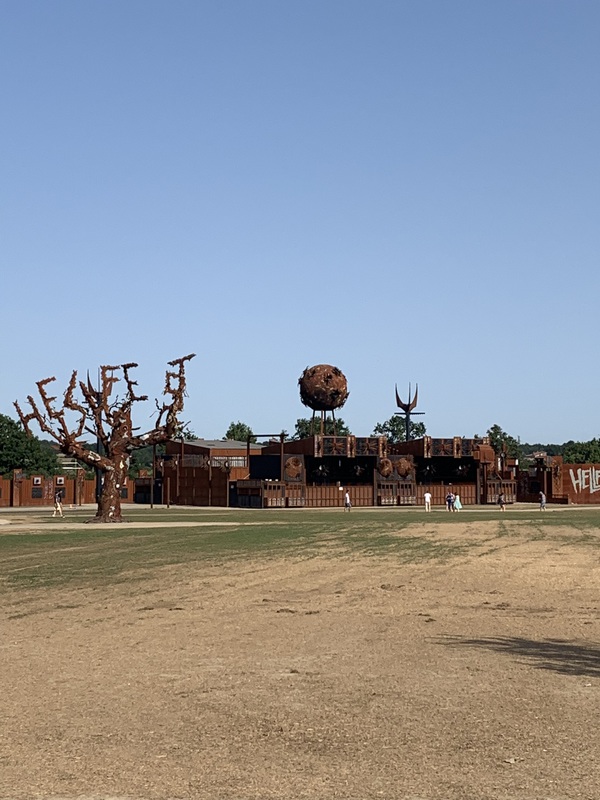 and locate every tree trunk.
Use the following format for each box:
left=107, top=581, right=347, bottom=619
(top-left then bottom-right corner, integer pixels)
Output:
left=94, top=465, right=126, bottom=522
